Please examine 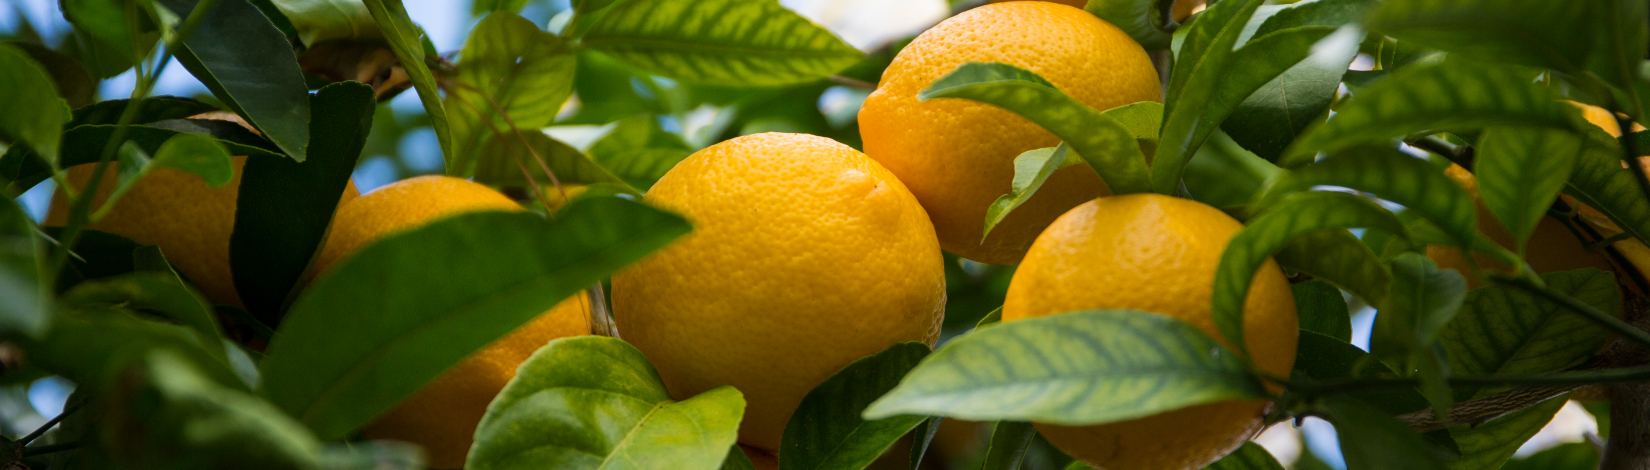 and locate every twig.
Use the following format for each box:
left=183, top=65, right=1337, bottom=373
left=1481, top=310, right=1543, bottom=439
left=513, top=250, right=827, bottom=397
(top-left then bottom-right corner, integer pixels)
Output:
left=1397, top=385, right=1578, bottom=433
left=21, top=441, right=80, bottom=457
left=17, top=398, right=85, bottom=446
left=828, top=75, right=876, bottom=90
left=1406, top=135, right=1475, bottom=169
